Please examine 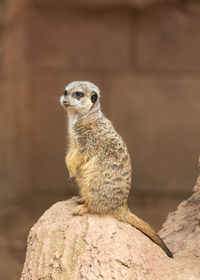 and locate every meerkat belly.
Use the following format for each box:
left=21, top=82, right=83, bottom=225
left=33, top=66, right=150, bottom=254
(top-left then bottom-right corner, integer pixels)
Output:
left=76, top=155, right=132, bottom=214
left=65, top=147, right=87, bottom=180
left=75, top=155, right=98, bottom=195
